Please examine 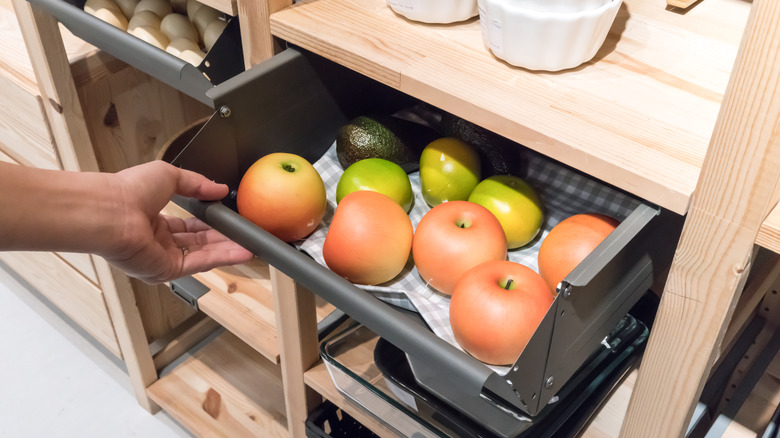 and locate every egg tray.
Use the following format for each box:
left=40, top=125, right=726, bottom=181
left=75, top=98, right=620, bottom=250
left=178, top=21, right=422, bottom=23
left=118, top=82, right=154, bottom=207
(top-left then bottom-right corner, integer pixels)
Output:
left=158, top=46, right=682, bottom=435
left=27, top=0, right=244, bottom=106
